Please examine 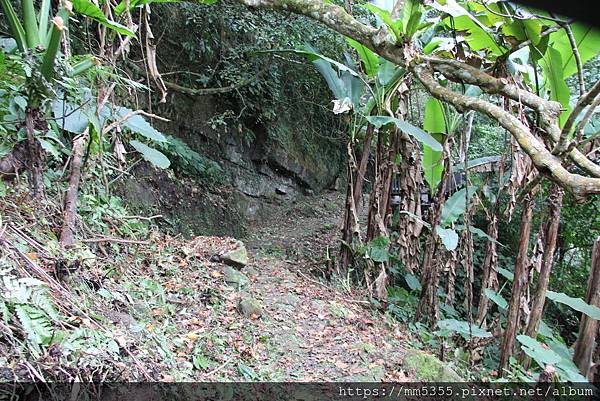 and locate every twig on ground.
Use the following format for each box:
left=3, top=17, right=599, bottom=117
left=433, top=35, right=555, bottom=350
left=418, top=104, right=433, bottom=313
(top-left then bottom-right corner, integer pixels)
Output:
left=120, top=214, right=163, bottom=221
left=82, top=237, right=150, bottom=245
